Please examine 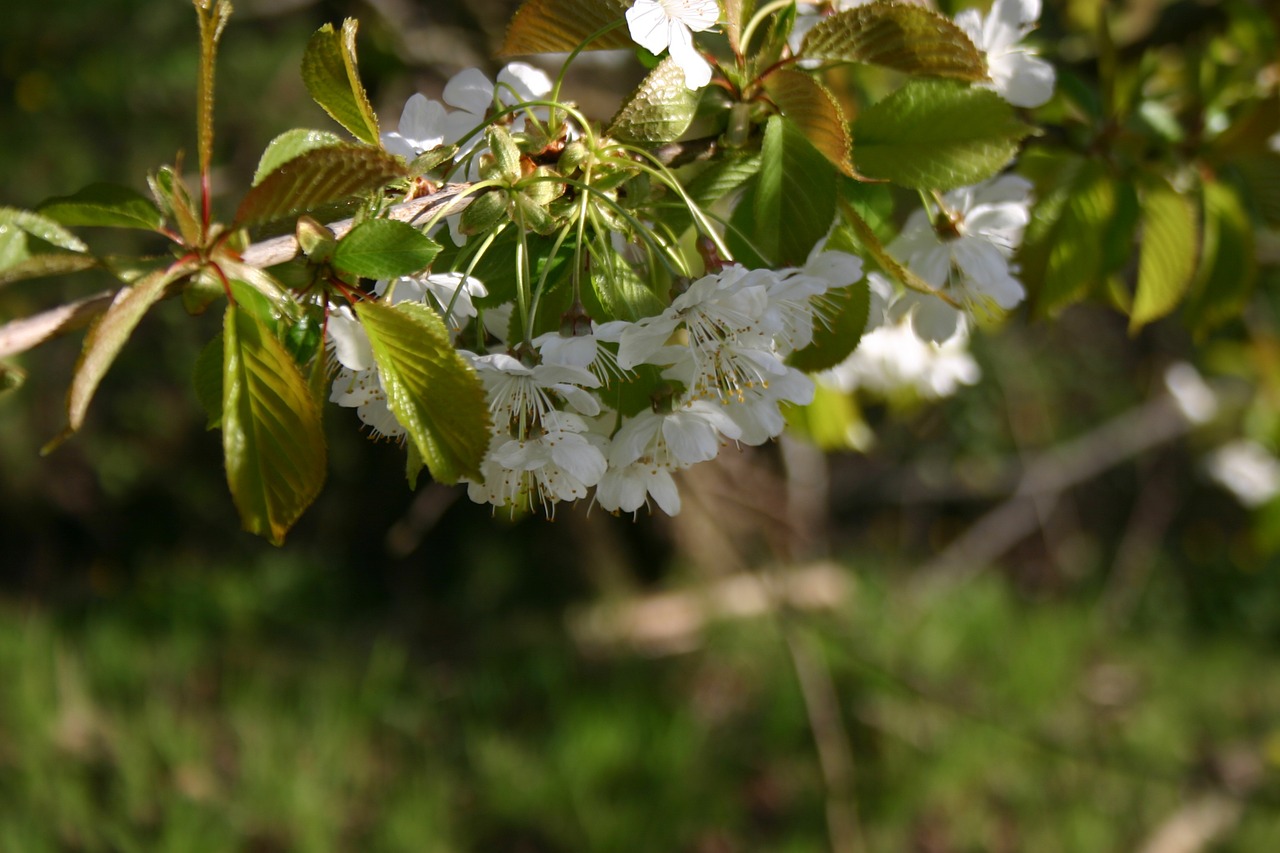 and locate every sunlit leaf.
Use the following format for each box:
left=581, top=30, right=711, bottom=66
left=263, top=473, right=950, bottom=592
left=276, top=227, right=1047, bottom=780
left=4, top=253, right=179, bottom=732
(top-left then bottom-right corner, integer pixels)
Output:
left=331, top=219, right=441, bottom=279
left=149, top=166, right=201, bottom=246
left=754, top=116, right=838, bottom=267
left=1030, top=160, right=1121, bottom=317
left=234, top=144, right=407, bottom=227
left=0, top=207, right=88, bottom=252
left=0, top=253, right=99, bottom=288
left=852, top=80, right=1030, bottom=190
left=1129, top=177, right=1198, bottom=332
left=254, top=129, right=346, bottom=185
left=787, top=280, right=870, bottom=373
left=0, top=290, right=112, bottom=359
left=500, top=0, right=633, bottom=56
left=658, top=153, right=761, bottom=237
left=799, top=1, right=987, bottom=81
left=47, top=261, right=195, bottom=451
left=301, top=19, right=380, bottom=145
left=355, top=299, right=490, bottom=483
left=222, top=304, right=327, bottom=545
left=195, top=0, right=233, bottom=176
left=608, top=56, right=700, bottom=143
left=763, top=70, right=852, bottom=176
left=584, top=252, right=665, bottom=322
left=38, top=183, right=165, bottom=231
